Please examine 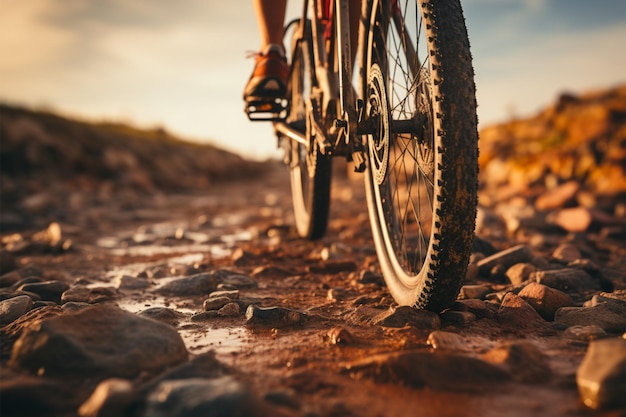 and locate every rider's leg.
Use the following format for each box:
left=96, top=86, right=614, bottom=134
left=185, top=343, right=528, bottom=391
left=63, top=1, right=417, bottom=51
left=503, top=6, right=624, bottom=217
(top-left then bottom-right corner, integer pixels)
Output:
left=253, top=0, right=287, bottom=54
